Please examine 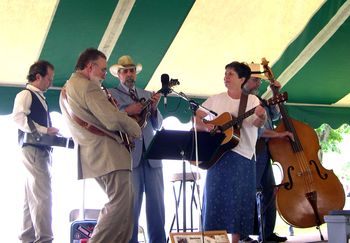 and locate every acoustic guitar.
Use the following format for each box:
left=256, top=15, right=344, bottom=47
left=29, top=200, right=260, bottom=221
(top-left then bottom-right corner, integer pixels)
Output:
left=196, top=92, right=288, bottom=169
left=132, top=79, right=180, bottom=128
